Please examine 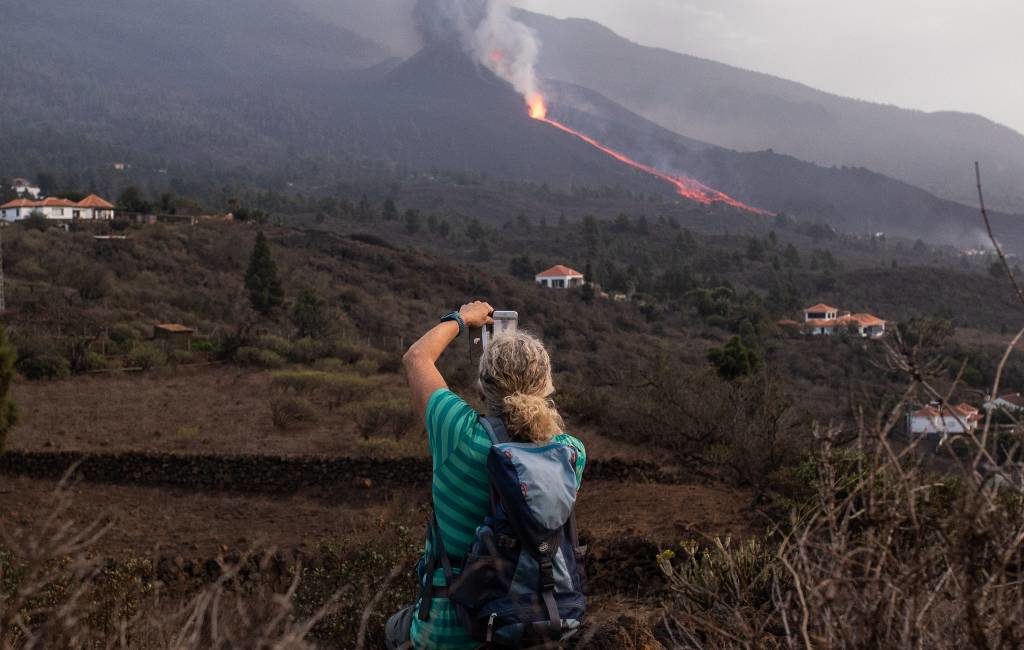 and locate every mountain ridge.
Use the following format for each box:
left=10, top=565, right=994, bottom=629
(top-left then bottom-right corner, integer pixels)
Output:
left=517, top=9, right=1024, bottom=214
